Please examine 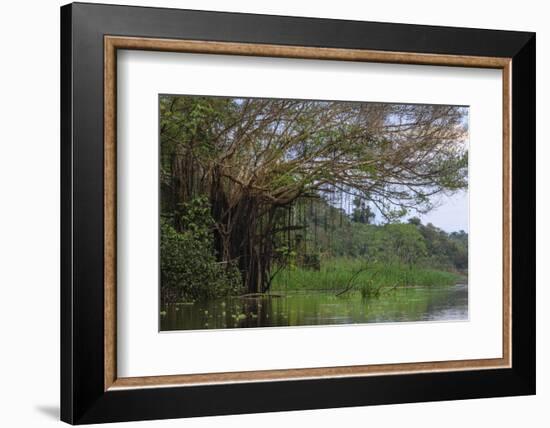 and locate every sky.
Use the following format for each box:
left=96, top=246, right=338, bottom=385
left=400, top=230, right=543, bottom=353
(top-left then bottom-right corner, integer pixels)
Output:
left=414, top=191, right=469, bottom=233
left=342, top=189, right=469, bottom=234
